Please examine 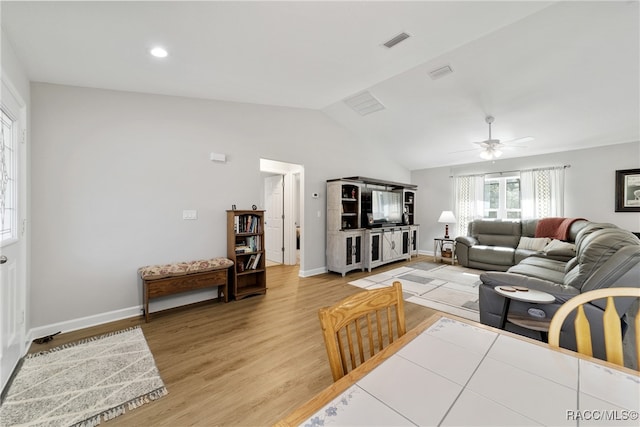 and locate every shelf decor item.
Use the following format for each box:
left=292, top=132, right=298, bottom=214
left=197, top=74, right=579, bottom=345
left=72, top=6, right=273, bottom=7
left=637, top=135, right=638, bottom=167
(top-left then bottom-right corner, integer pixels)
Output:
left=615, top=168, right=640, bottom=212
